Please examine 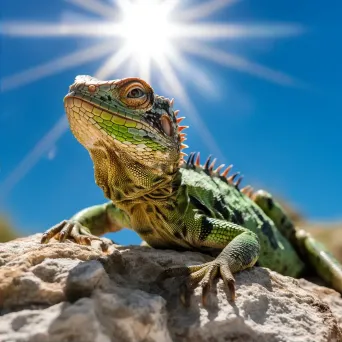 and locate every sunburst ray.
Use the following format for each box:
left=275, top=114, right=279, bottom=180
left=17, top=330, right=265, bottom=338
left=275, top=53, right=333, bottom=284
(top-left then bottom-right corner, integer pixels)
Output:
left=95, top=46, right=132, bottom=79
left=165, top=42, right=216, bottom=96
left=177, top=0, right=239, bottom=21
left=64, top=0, right=118, bottom=19
left=1, top=41, right=115, bottom=91
left=0, top=22, right=122, bottom=37
left=0, top=116, right=69, bottom=200
left=180, top=41, right=302, bottom=87
left=174, top=23, right=304, bottom=39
